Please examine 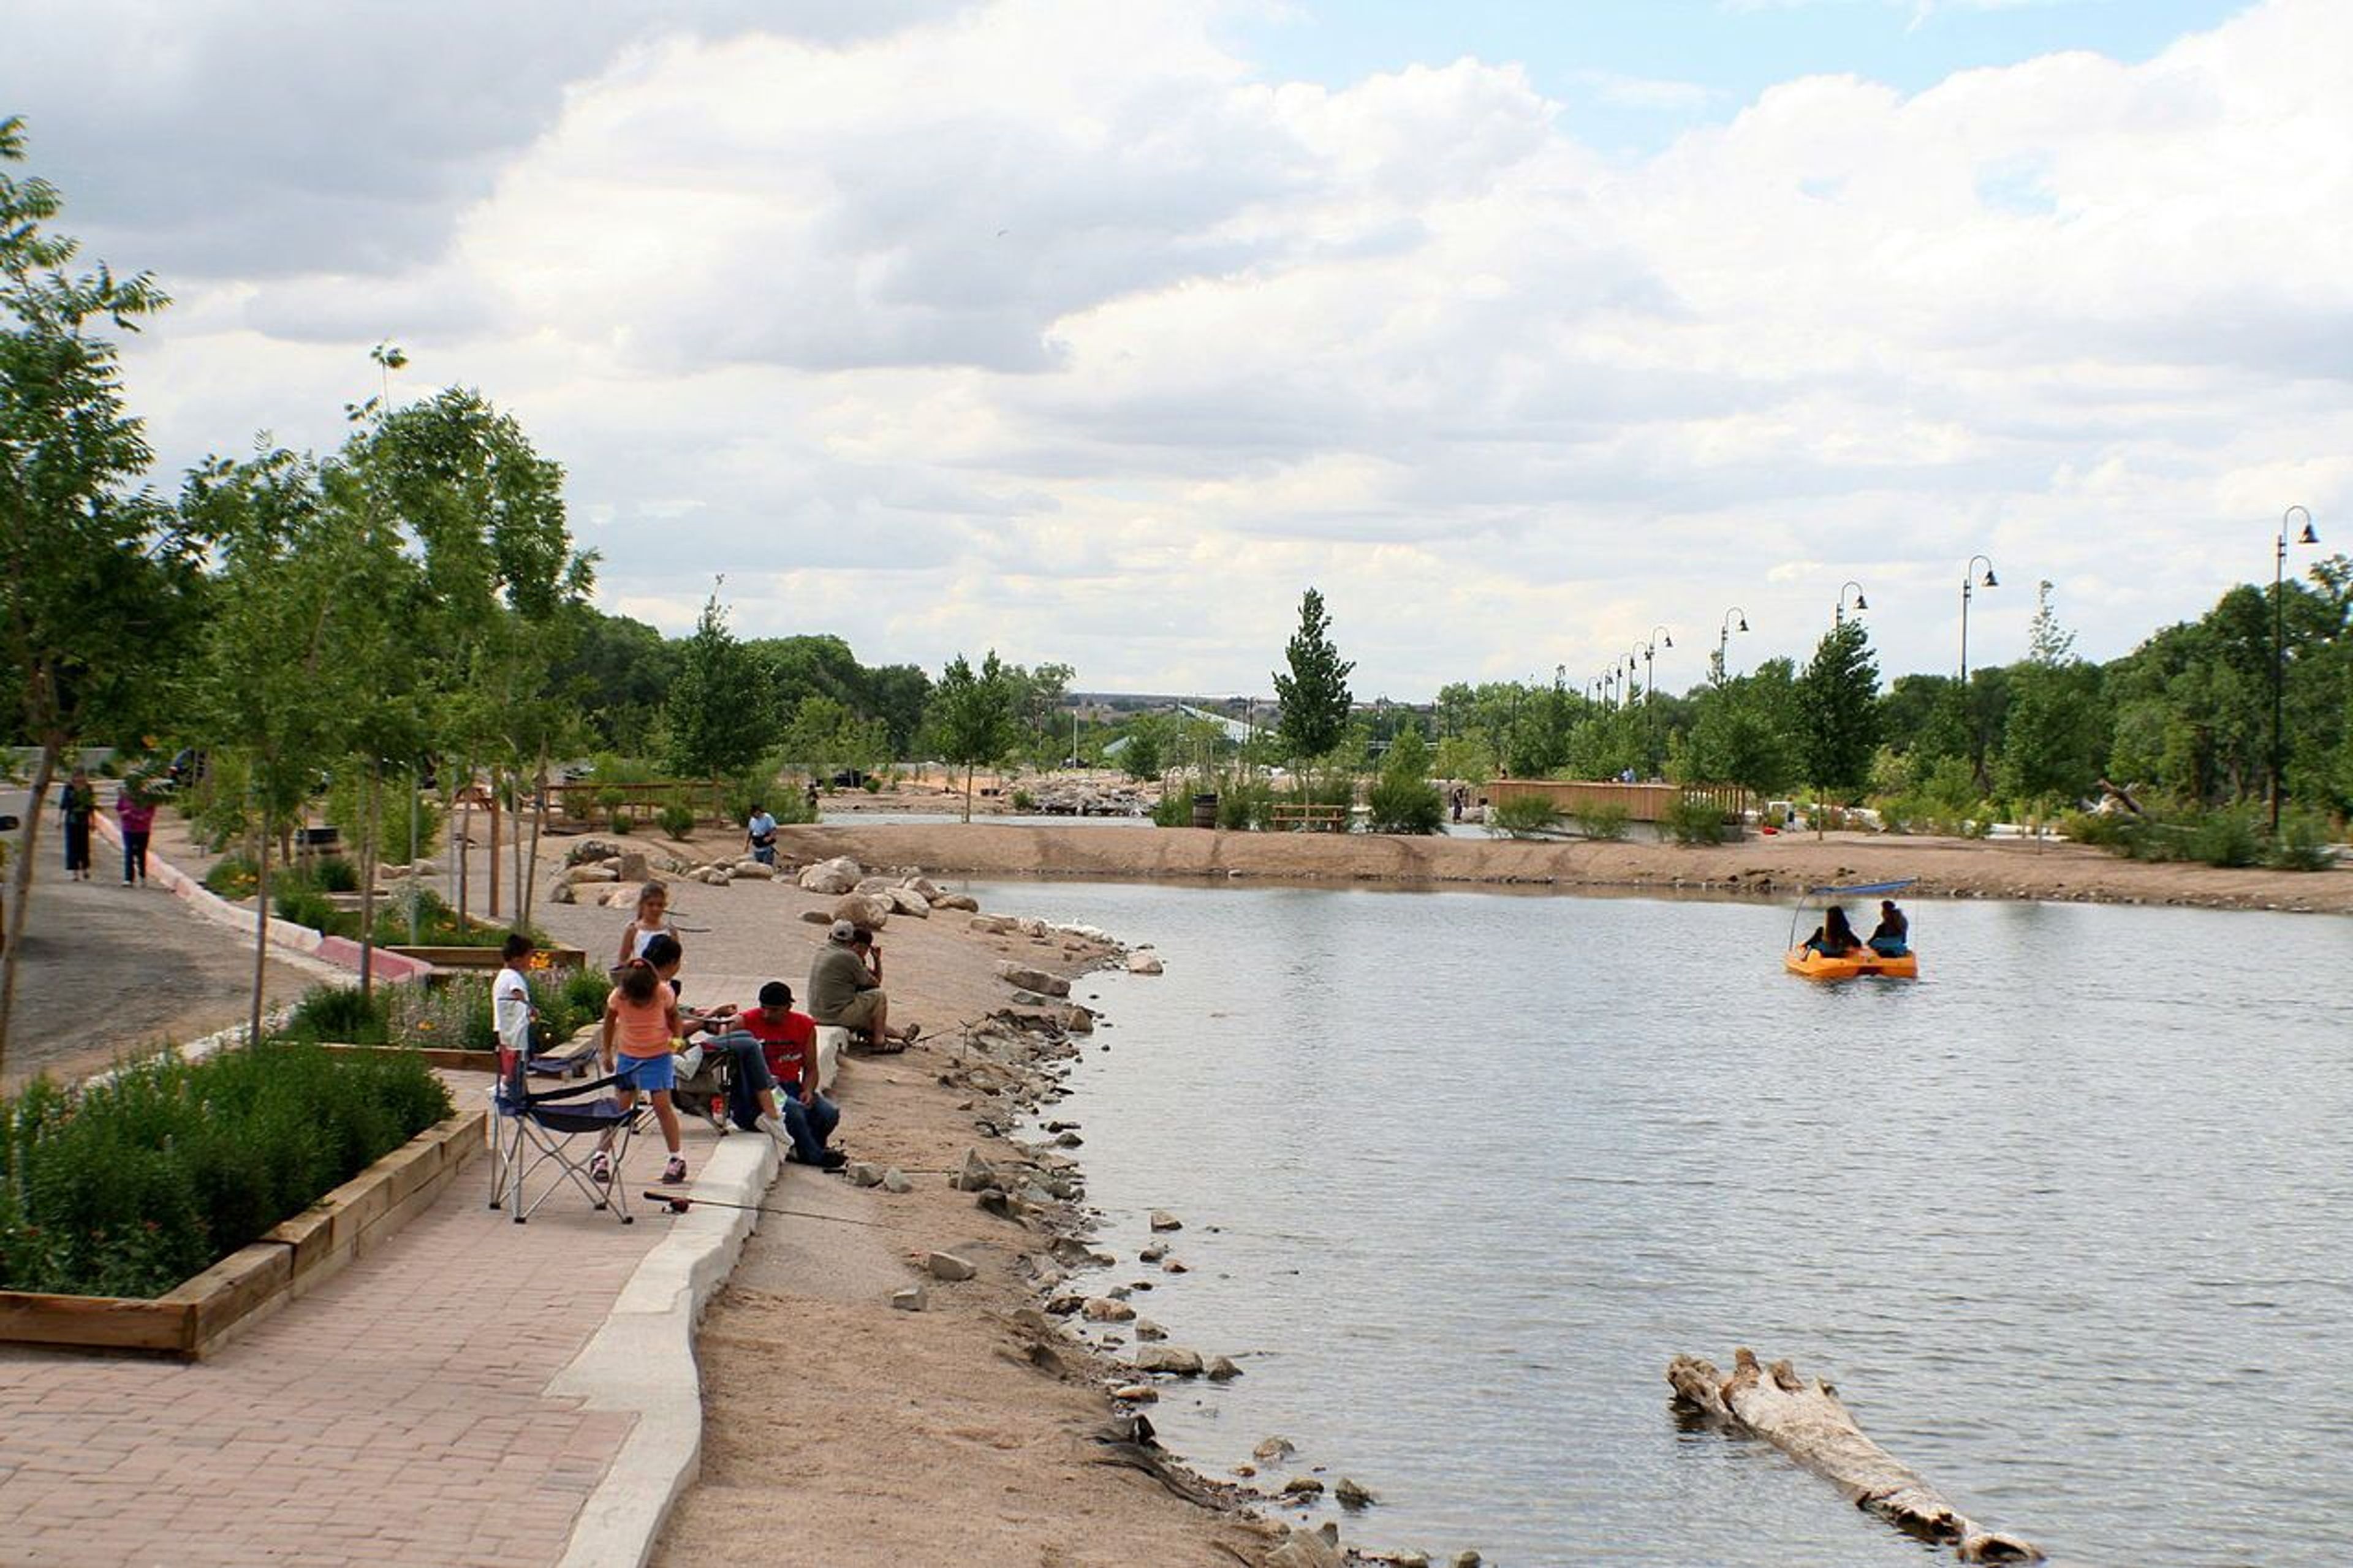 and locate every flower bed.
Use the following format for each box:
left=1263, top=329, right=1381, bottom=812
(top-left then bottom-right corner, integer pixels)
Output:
left=0, top=1040, right=453, bottom=1300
